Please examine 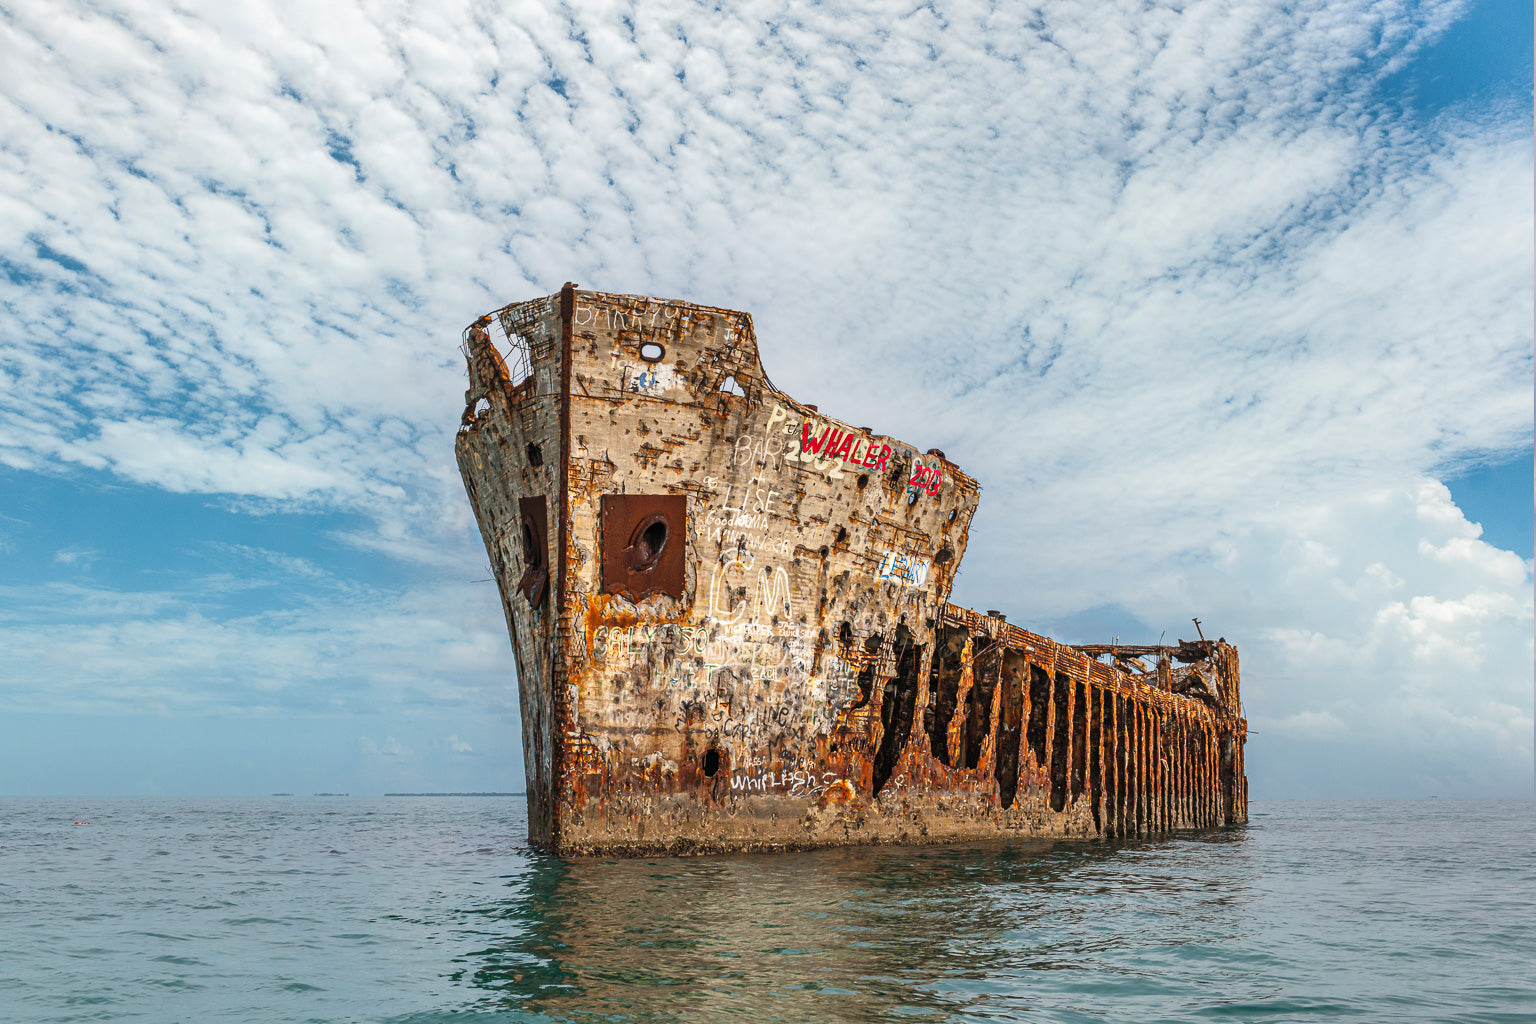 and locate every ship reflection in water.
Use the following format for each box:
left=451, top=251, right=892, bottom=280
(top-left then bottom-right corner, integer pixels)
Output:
left=454, top=831, right=1252, bottom=1022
